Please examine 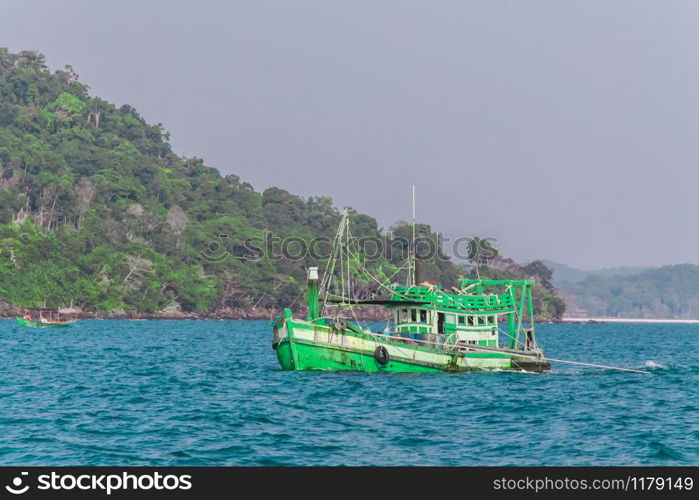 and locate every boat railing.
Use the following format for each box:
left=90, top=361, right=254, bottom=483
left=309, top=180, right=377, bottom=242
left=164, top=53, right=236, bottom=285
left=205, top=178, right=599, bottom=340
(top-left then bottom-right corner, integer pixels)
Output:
left=373, top=332, right=444, bottom=349
left=309, top=315, right=531, bottom=354
left=374, top=331, right=536, bottom=357
left=377, top=331, right=482, bottom=352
